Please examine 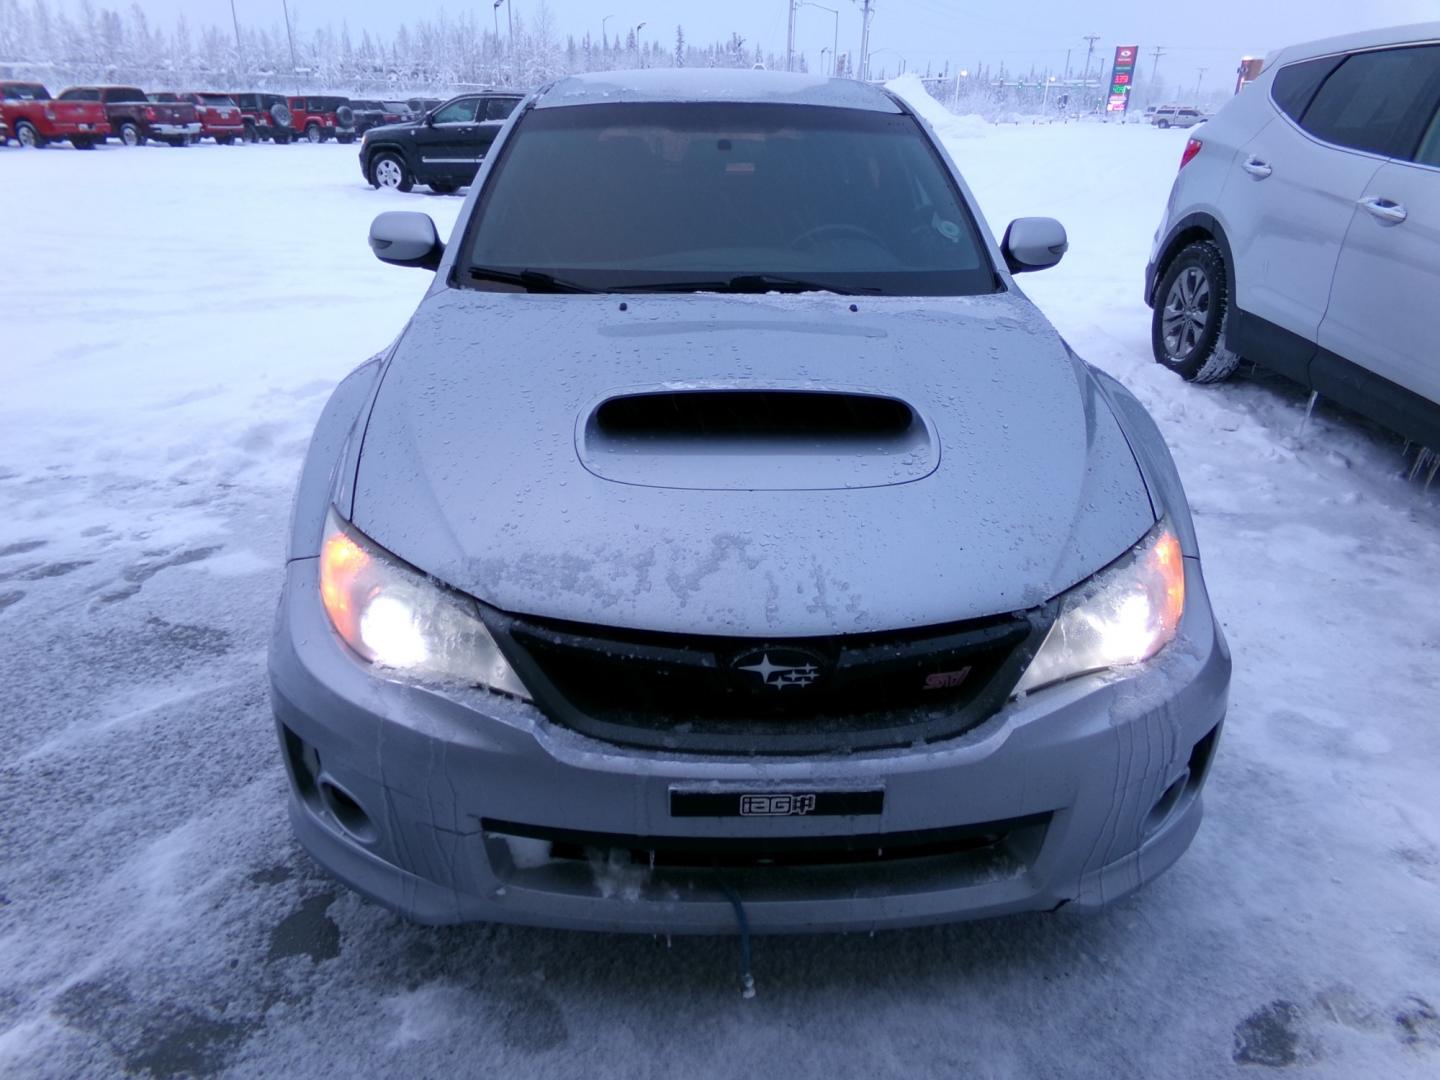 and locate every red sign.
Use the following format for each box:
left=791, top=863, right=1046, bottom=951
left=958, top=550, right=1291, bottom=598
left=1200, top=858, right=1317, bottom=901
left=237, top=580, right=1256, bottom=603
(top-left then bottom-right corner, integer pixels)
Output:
left=1108, top=43, right=1139, bottom=113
